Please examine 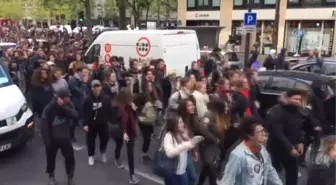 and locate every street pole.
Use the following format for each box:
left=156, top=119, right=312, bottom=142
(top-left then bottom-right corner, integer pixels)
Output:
left=244, top=0, right=252, bottom=68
